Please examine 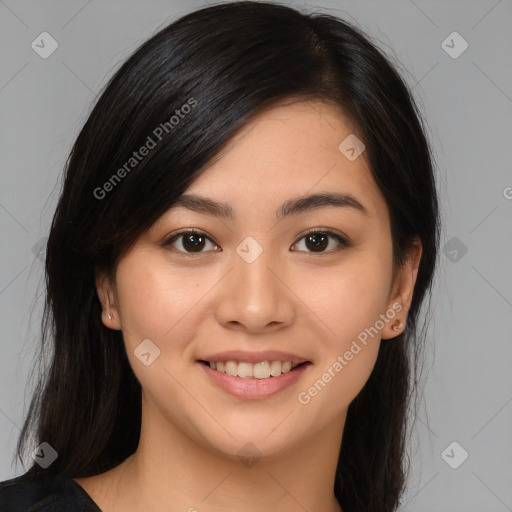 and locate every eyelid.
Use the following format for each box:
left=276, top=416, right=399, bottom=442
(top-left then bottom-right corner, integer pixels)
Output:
left=164, top=227, right=217, bottom=241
